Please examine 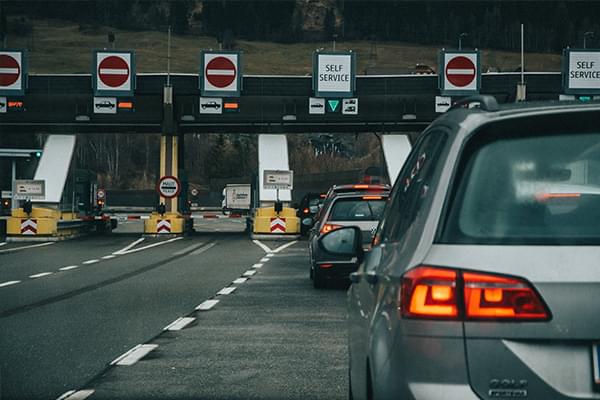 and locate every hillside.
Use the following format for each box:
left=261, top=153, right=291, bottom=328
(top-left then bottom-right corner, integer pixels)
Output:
left=7, top=17, right=562, bottom=75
